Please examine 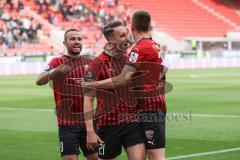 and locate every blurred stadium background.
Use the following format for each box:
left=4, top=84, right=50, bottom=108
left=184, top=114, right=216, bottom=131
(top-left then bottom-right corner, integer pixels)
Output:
left=0, top=0, right=240, bottom=159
